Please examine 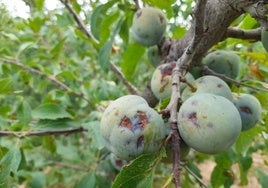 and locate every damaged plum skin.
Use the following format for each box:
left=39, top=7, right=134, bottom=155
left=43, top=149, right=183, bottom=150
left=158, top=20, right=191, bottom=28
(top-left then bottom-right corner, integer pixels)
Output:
left=151, top=62, right=195, bottom=100
left=130, top=7, right=167, bottom=46
left=178, top=93, right=242, bottom=154
left=233, top=93, right=262, bottom=131
left=181, top=75, right=233, bottom=102
left=100, top=95, right=166, bottom=160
